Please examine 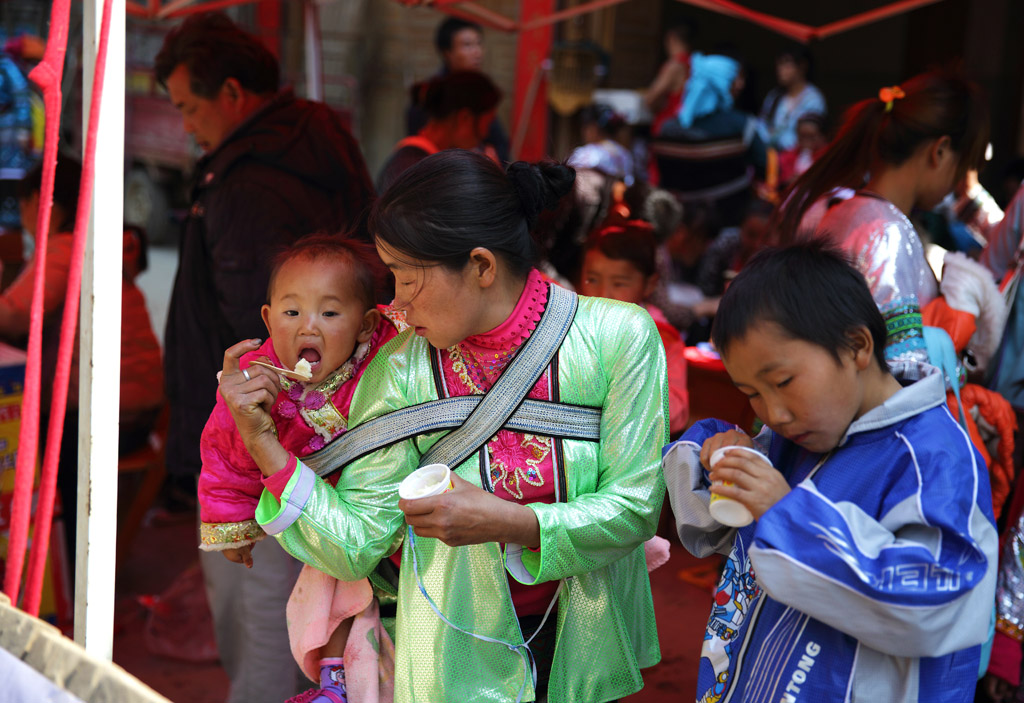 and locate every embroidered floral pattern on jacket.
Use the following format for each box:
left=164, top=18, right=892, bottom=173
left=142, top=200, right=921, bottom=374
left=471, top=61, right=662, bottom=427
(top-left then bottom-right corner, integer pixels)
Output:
left=442, top=271, right=556, bottom=504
